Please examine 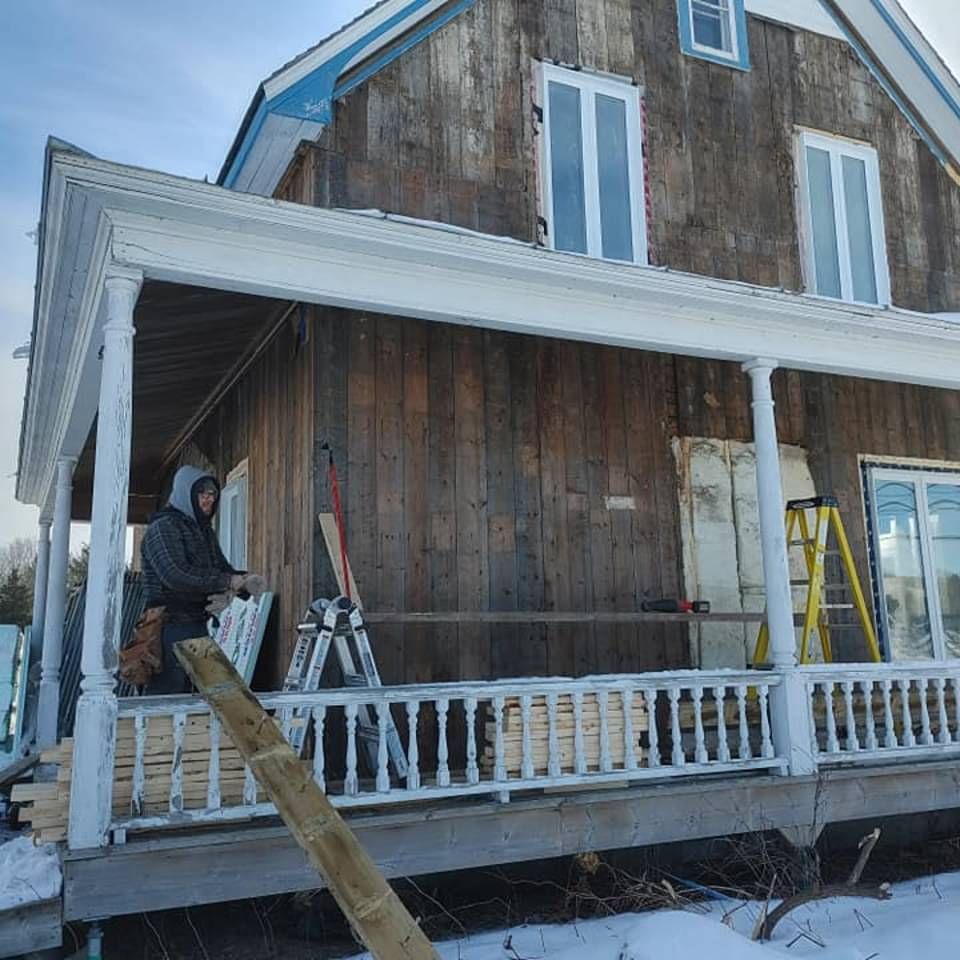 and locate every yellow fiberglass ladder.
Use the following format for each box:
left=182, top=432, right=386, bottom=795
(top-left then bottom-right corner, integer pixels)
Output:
left=753, top=496, right=882, bottom=666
